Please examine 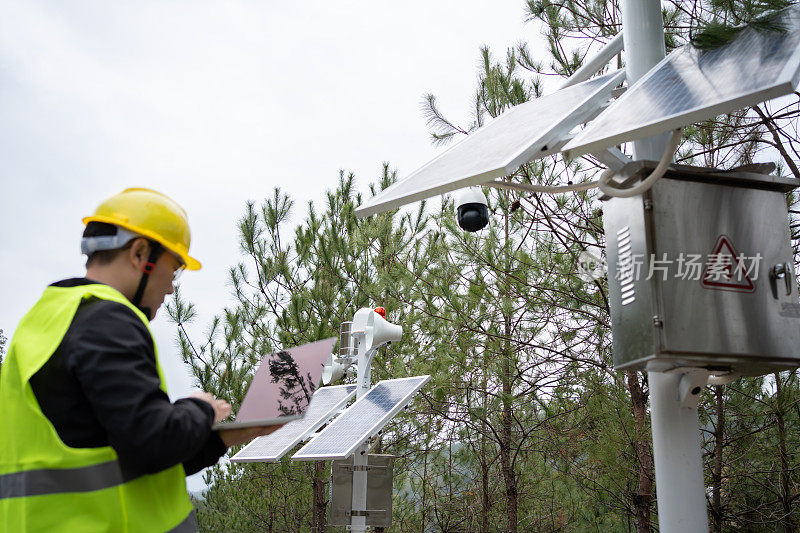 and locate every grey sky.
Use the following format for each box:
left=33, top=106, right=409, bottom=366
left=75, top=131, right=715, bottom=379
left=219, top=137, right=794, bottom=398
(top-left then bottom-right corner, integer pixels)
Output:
left=0, top=1, right=533, bottom=490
